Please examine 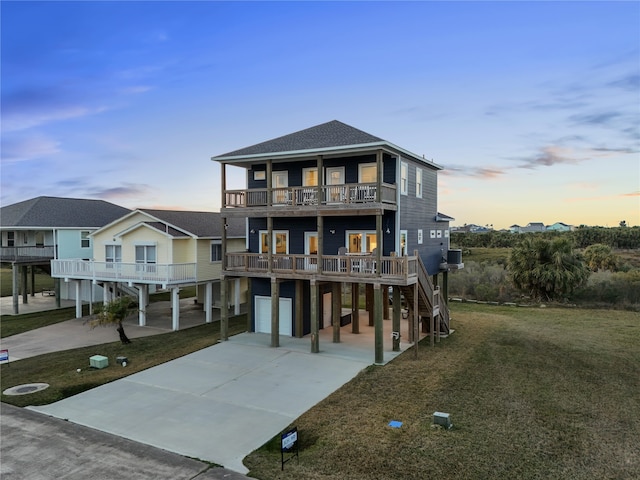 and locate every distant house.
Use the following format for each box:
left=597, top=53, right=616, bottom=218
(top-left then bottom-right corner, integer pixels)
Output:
left=0, top=196, right=130, bottom=314
left=521, top=222, right=546, bottom=233
left=547, top=222, right=573, bottom=232
left=509, top=224, right=522, bottom=233
left=213, top=120, right=463, bottom=363
left=50, top=209, right=246, bottom=329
